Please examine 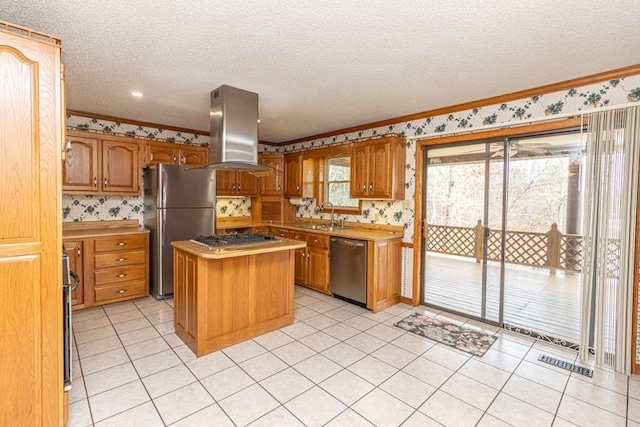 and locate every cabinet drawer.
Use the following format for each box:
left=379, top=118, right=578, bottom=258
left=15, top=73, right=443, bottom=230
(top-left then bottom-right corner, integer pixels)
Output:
left=307, top=233, right=329, bottom=248
left=94, top=265, right=147, bottom=286
left=272, top=228, right=289, bottom=239
left=289, top=231, right=306, bottom=241
left=94, top=280, right=147, bottom=303
left=94, top=250, right=146, bottom=269
left=94, top=234, right=147, bottom=253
